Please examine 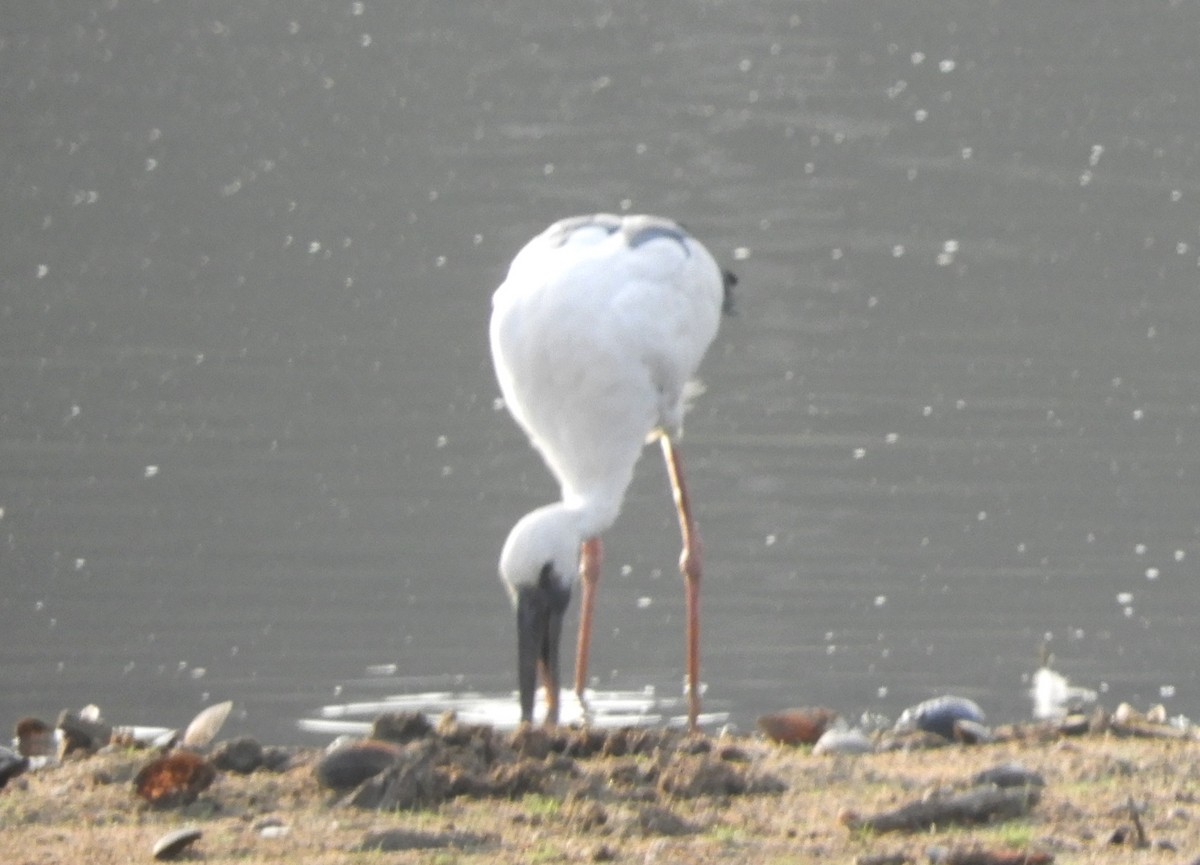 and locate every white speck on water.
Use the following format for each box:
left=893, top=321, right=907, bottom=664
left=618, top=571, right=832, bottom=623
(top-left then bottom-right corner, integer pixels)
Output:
left=877, top=686, right=888, bottom=699
left=874, top=594, right=887, bottom=607
left=308, top=241, right=321, bottom=254
left=636, top=596, right=652, bottom=609
left=221, top=178, right=242, bottom=196
left=764, top=534, right=776, bottom=546
left=892, top=244, right=905, bottom=257
left=492, top=397, right=505, bottom=412
left=911, top=51, right=925, bottom=65
left=853, top=447, right=866, bottom=459
left=1079, top=170, right=1093, bottom=186
left=1170, top=189, right=1182, bottom=202
left=885, top=432, right=898, bottom=444
left=1135, top=544, right=1147, bottom=555
left=620, top=564, right=632, bottom=576
left=733, top=246, right=751, bottom=260
left=35, top=600, right=44, bottom=611
left=923, top=405, right=933, bottom=416
left=74, top=558, right=86, bottom=570
left=435, top=435, right=447, bottom=448
left=1177, top=242, right=1189, bottom=255
left=191, top=667, right=207, bottom=679
left=36, top=264, right=49, bottom=278
left=1089, top=144, right=1104, bottom=166
left=360, top=33, right=372, bottom=47
left=1161, top=684, right=1176, bottom=698
left=435, top=255, right=446, bottom=267
left=961, top=147, right=973, bottom=159
left=144, top=465, right=159, bottom=478
left=831, top=247, right=843, bottom=260
left=977, top=511, right=987, bottom=521
left=145, top=157, right=157, bottom=171
left=938, top=59, right=956, bottom=72
left=1146, top=567, right=1160, bottom=580
left=914, top=108, right=929, bottom=123
left=1175, top=550, right=1186, bottom=561
left=1117, top=591, right=1134, bottom=604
